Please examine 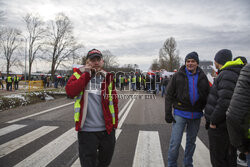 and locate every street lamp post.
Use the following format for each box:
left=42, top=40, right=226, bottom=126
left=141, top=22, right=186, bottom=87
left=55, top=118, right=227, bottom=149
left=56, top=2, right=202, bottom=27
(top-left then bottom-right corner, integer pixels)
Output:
left=24, top=39, right=27, bottom=85
left=21, top=36, right=27, bottom=85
